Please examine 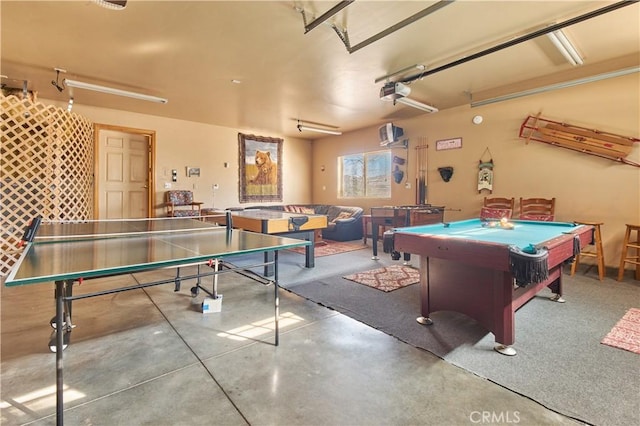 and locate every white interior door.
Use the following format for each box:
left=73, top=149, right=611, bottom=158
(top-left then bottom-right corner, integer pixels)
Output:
left=97, top=129, right=150, bottom=219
